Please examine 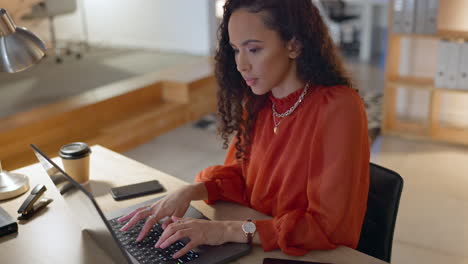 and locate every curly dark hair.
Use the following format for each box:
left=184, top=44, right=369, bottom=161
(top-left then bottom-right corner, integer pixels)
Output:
left=215, top=0, right=352, bottom=160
